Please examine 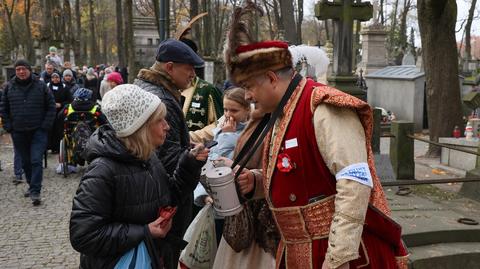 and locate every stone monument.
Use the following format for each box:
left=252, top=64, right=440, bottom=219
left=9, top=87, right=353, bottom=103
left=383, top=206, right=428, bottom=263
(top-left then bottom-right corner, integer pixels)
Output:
left=315, top=0, right=373, bottom=100
left=357, top=22, right=387, bottom=75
